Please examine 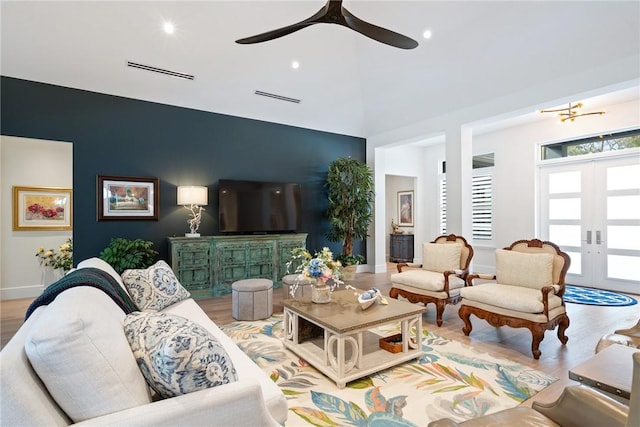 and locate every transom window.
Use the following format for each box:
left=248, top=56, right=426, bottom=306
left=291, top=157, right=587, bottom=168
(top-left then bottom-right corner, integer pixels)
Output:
left=542, top=129, right=640, bottom=160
